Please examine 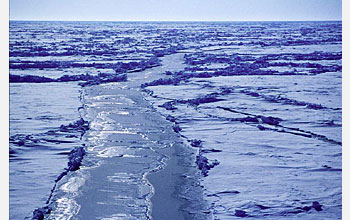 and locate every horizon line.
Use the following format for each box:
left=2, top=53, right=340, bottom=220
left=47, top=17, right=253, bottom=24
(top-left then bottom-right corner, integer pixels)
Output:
left=9, top=19, right=342, bottom=22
